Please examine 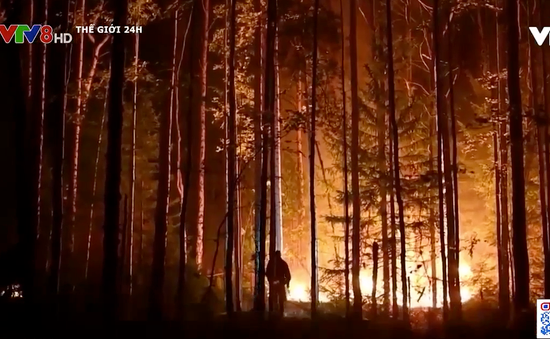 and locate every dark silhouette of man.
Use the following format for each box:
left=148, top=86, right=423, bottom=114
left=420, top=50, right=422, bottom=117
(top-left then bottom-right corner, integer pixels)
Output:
left=266, top=250, right=291, bottom=314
